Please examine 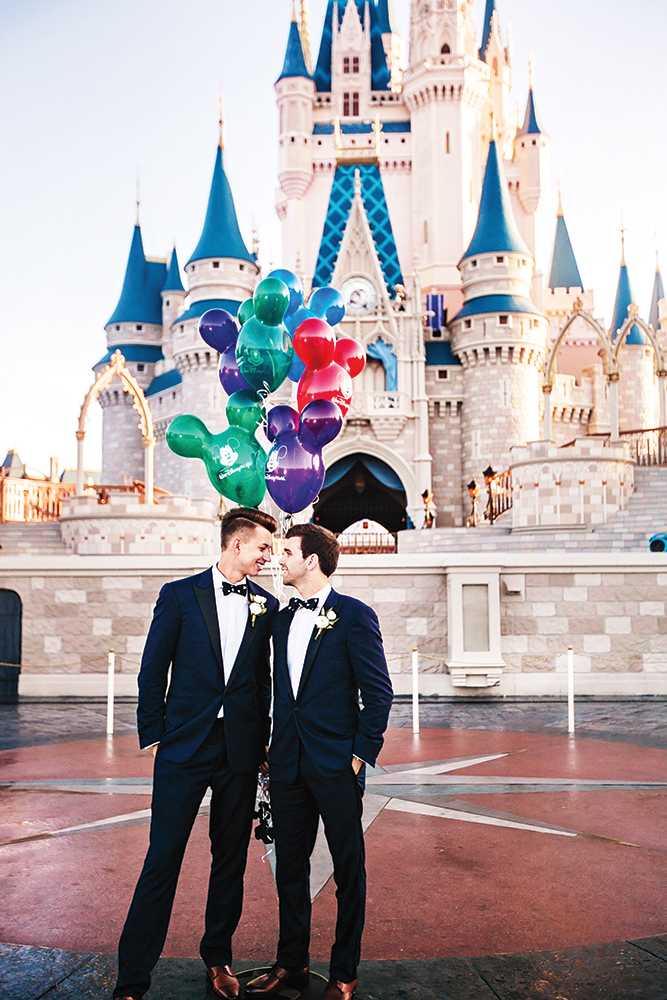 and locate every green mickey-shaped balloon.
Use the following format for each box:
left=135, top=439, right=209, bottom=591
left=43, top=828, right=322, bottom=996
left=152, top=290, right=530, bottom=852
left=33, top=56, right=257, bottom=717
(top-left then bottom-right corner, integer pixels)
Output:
left=166, top=391, right=267, bottom=506
left=235, top=277, right=293, bottom=394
